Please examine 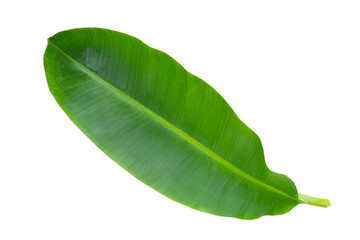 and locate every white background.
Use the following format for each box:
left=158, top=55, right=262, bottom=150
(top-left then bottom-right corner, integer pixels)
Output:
left=1, top=0, right=359, bottom=239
